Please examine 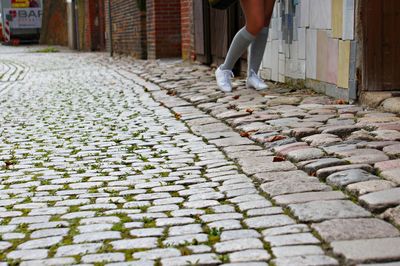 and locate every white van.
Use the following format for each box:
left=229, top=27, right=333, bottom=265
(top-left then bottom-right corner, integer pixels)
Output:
left=0, top=0, right=43, bottom=43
